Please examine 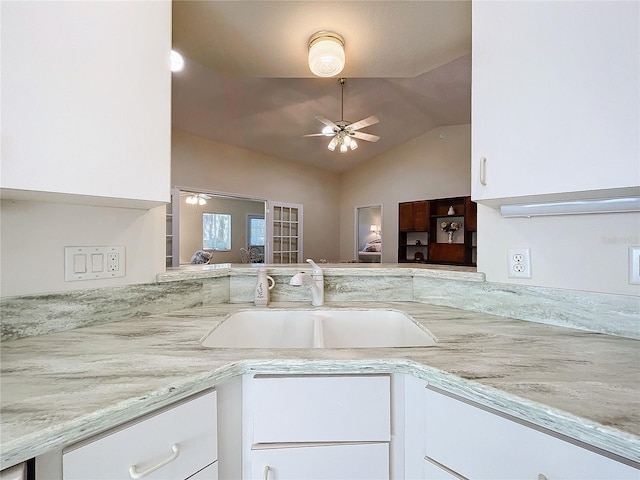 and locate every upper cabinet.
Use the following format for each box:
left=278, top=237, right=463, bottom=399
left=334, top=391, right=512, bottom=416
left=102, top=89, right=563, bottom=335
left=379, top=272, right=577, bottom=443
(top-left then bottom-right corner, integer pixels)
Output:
left=471, top=1, right=640, bottom=207
left=0, top=1, right=172, bottom=207
left=399, top=201, right=430, bottom=232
